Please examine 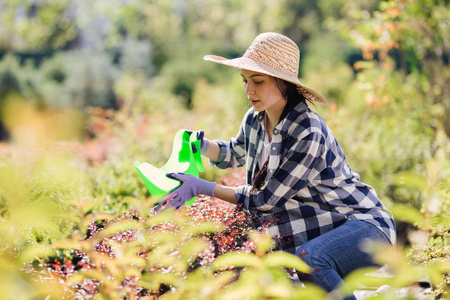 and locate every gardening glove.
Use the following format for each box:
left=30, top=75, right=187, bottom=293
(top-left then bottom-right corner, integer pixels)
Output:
left=156, top=172, right=216, bottom=210
left=186, top=130, right=210, bottom=154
